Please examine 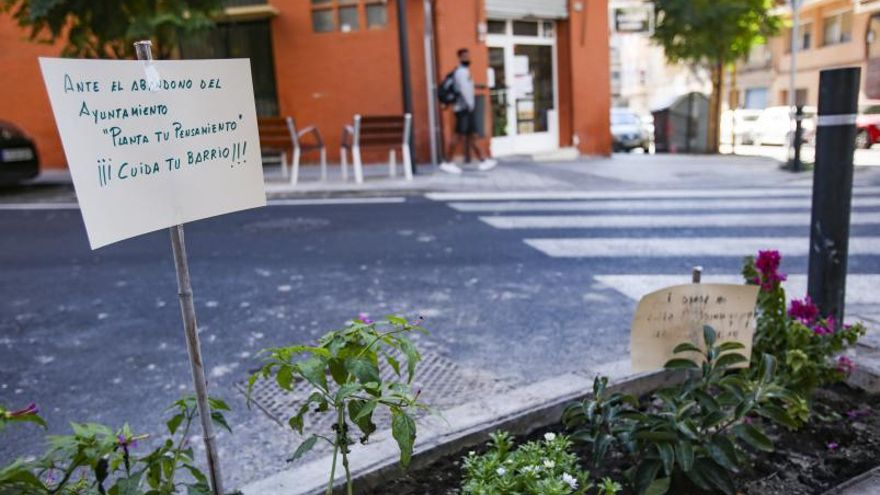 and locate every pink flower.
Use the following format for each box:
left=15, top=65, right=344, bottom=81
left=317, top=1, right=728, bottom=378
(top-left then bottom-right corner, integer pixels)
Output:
left=358, top=313, right=374, bottom=325
left=827, top=441, right=839, bottom=450
left=789, top=297, right=819, bottom=325
left=837, top=356, right=855, bottom=375
left=755, top=250, right=787, bottom=292
left=813, top=316, right=836, bottom=336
